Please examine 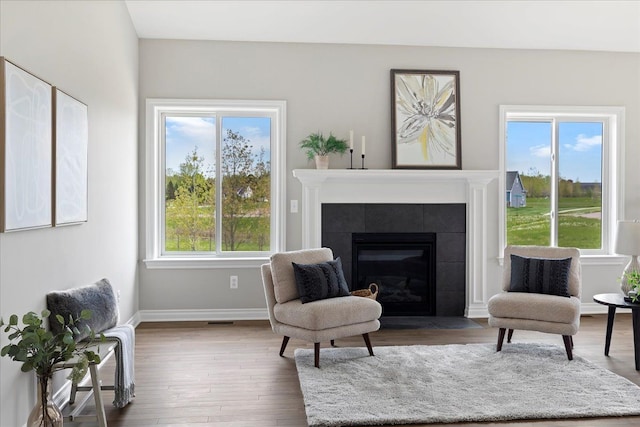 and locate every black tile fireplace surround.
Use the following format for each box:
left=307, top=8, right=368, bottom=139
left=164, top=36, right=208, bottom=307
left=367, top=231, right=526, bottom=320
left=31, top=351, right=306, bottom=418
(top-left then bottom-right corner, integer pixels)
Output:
left=321, top=203, right=466, bottom=317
